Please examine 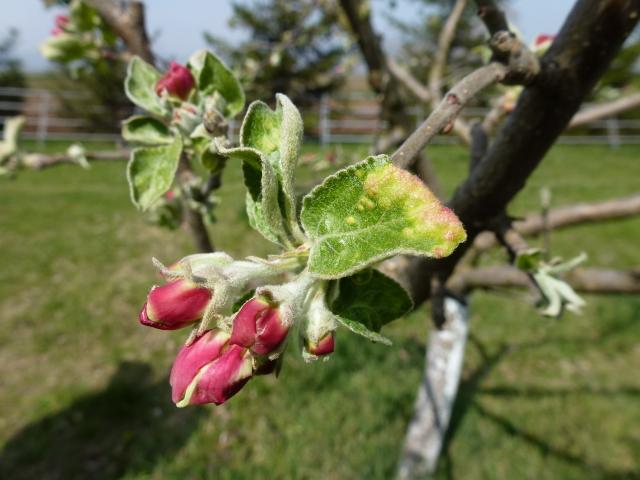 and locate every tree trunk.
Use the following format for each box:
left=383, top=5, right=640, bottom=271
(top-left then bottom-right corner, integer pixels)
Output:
left=396, top=297, right=469, bottom=479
